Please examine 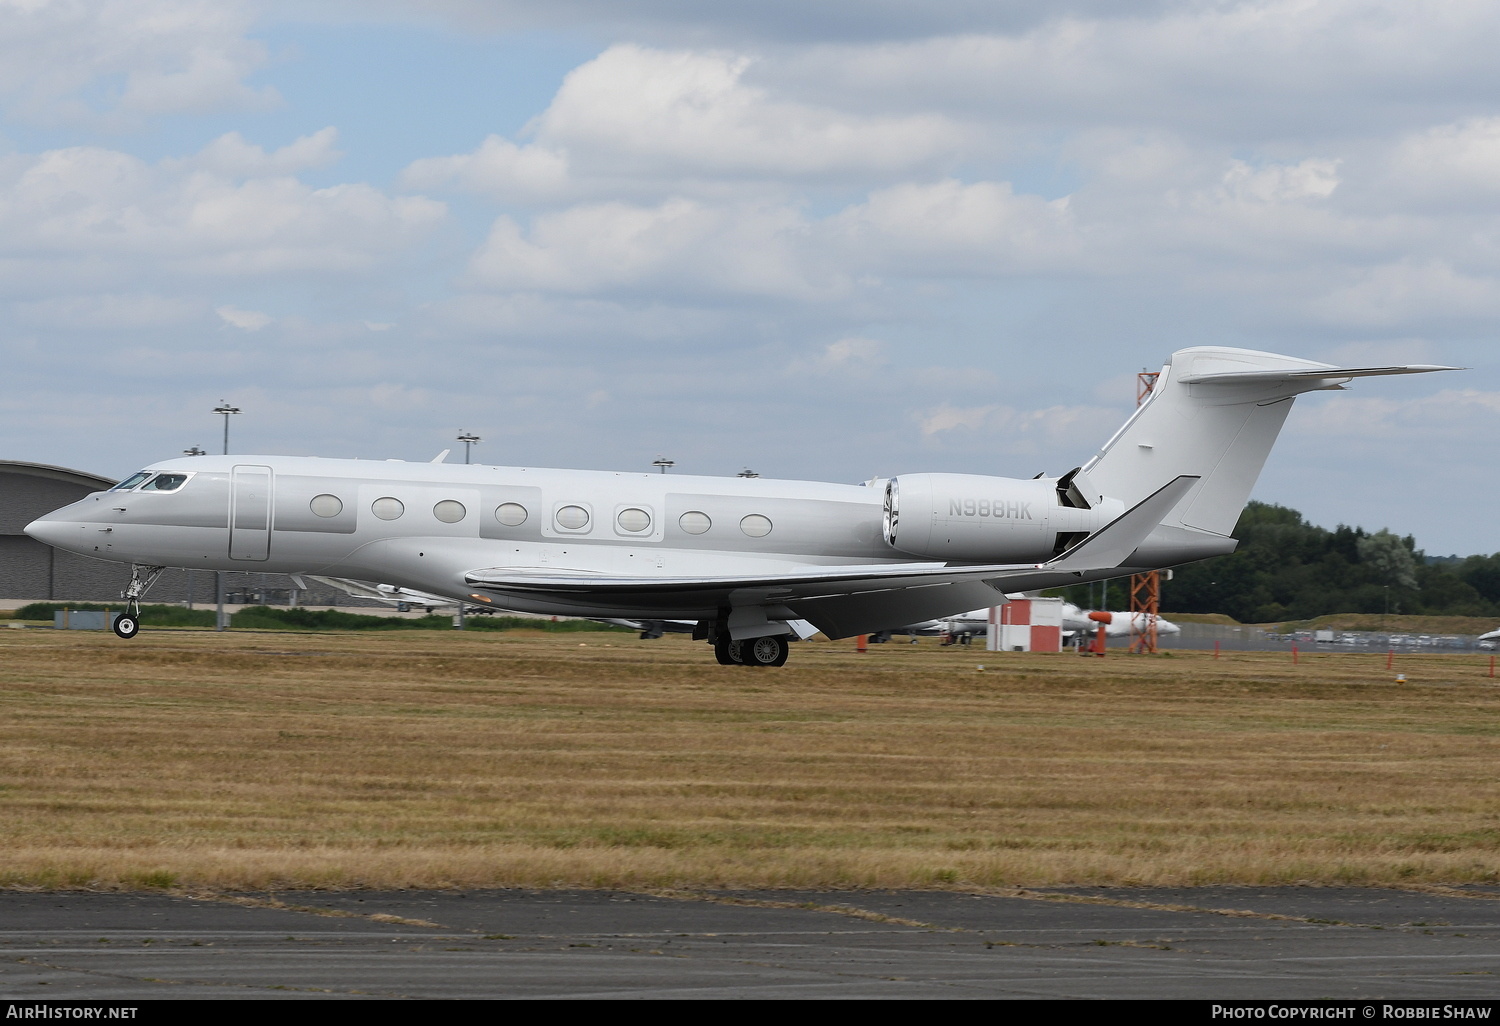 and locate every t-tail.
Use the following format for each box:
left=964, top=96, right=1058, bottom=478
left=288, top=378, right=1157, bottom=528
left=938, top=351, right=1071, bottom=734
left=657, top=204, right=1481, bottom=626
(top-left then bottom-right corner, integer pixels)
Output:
left=1067, top=346, right=1456, bottom=566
